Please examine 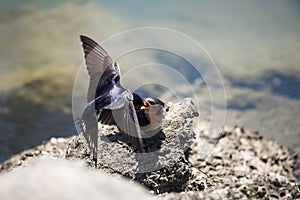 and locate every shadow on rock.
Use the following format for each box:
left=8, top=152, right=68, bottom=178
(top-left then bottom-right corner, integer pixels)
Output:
left=66, top=99, right=198, bottom=193
left=103, top=130, right=166, bottom=153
